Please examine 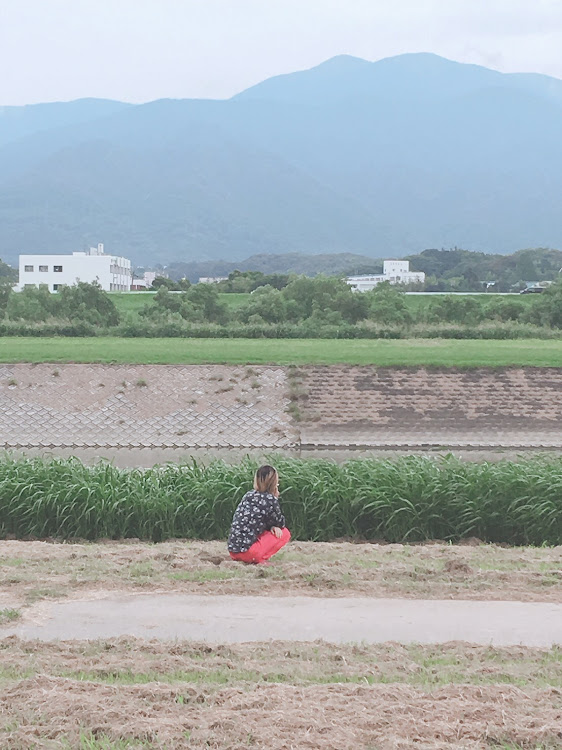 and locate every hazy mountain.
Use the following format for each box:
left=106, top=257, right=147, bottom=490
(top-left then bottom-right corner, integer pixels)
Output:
left=167, top=252, right=381, bottom=281
left=0, top=53, right=561, bottom=266
left=0, top=98, right=132, bottom=148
